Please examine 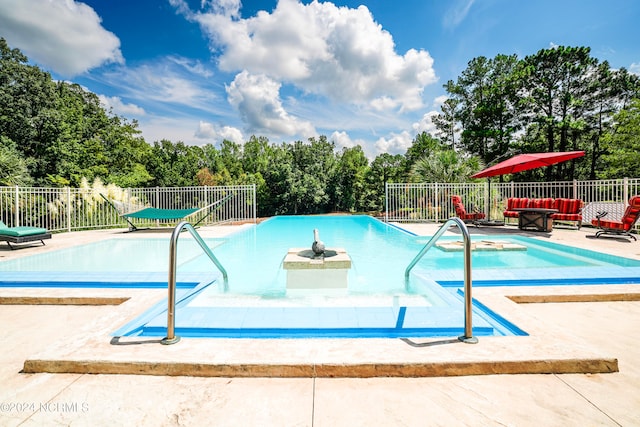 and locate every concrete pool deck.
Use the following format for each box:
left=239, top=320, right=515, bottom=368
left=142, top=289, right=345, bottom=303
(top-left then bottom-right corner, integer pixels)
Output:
left=1, top=222, right=640, bottom=425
